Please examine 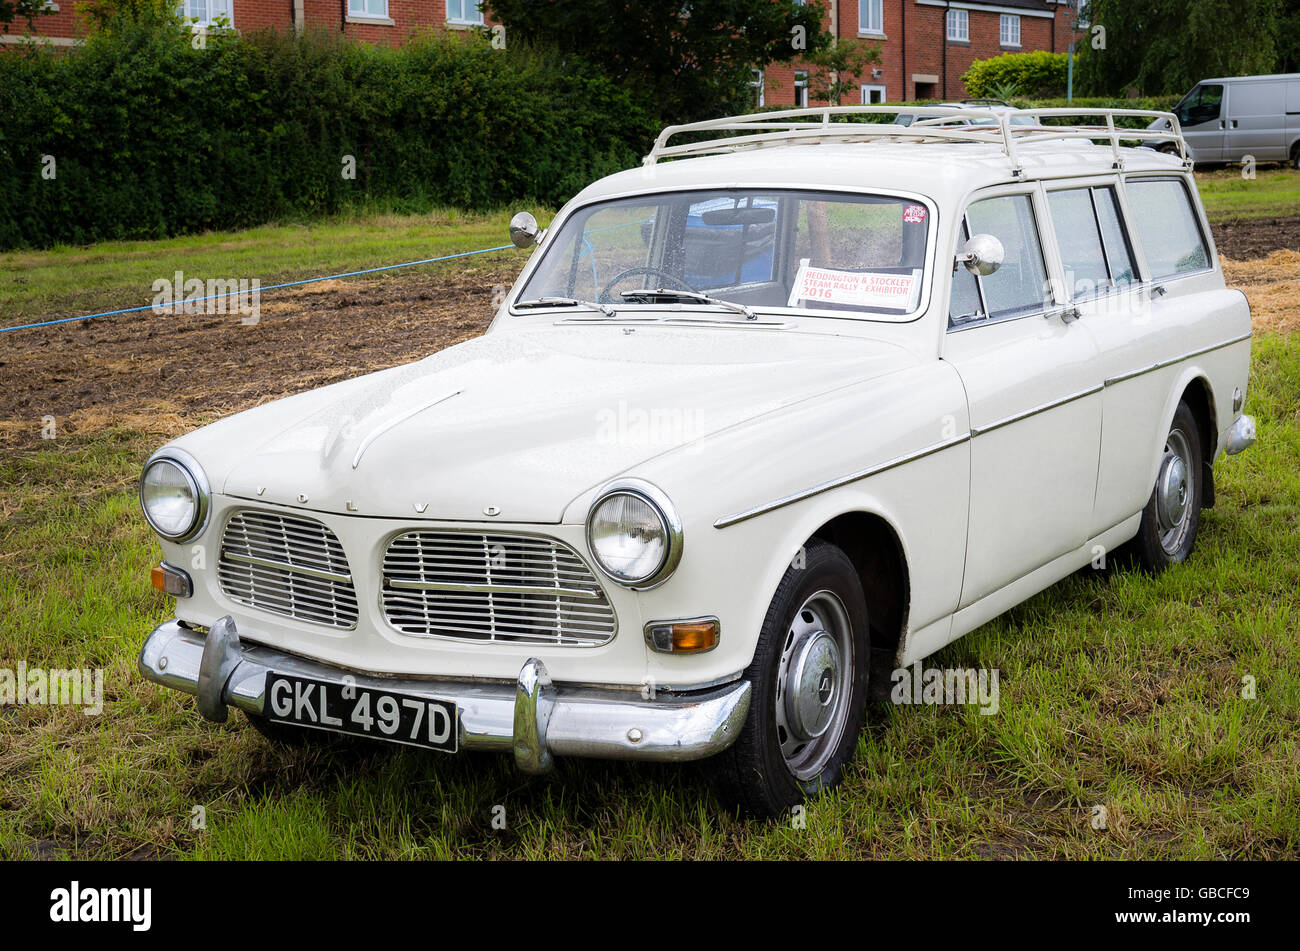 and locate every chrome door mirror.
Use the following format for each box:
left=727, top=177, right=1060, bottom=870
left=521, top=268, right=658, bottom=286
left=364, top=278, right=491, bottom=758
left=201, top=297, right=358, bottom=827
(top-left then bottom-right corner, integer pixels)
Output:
left=956, top=233, right=1005, bottom=277
left=509, top=212, right=541, bottom=248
